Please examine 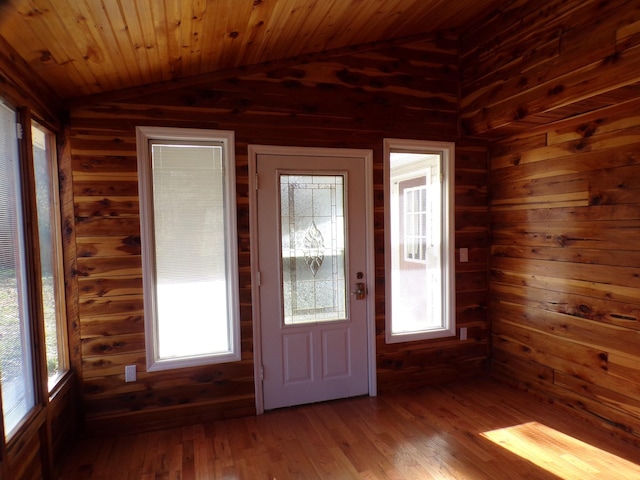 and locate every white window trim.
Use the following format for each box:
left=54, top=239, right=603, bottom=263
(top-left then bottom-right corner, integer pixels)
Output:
left=383, top=138, right=456, bottom=343
left=136, top=126, right=240, bottom=371
left=403, top=184, right=429, bottom=263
